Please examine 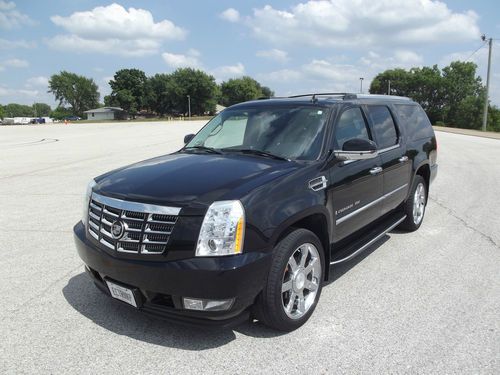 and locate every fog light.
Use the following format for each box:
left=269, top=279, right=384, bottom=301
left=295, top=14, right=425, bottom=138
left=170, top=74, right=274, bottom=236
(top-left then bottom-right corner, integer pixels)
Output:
left=183, top=297, right=234, bottom=311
